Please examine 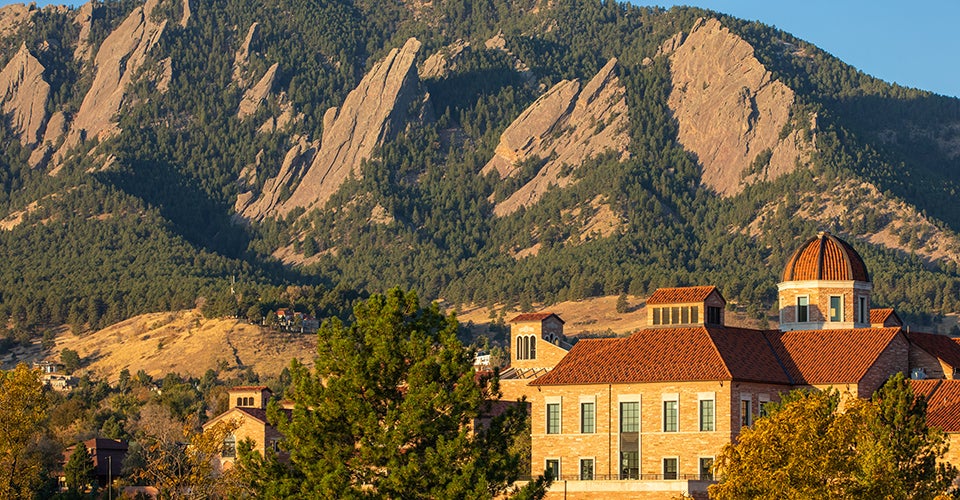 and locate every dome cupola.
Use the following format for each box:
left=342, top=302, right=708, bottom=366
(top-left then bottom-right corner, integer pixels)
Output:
left=782, top=231, right=870, bottom=283
left=778, top=232, right=873, bottom=332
